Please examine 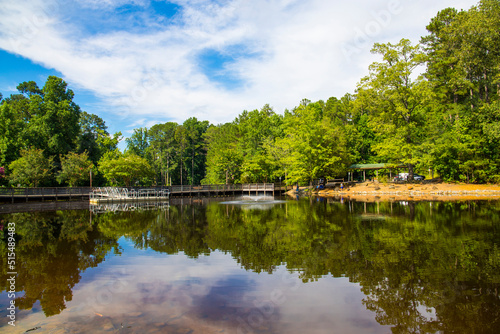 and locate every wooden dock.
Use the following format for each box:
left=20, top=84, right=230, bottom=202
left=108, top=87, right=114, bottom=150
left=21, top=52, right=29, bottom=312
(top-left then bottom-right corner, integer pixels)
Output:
left=0, top=187, right=91, bottom=203
left=169, top=183, right=276, bottom=197
left=0, top=184, right=281, bottom=205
